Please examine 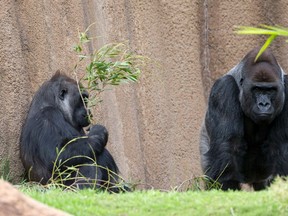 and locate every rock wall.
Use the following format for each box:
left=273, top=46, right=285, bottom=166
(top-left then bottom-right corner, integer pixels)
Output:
left=1, top=0, right=288, bottom=190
